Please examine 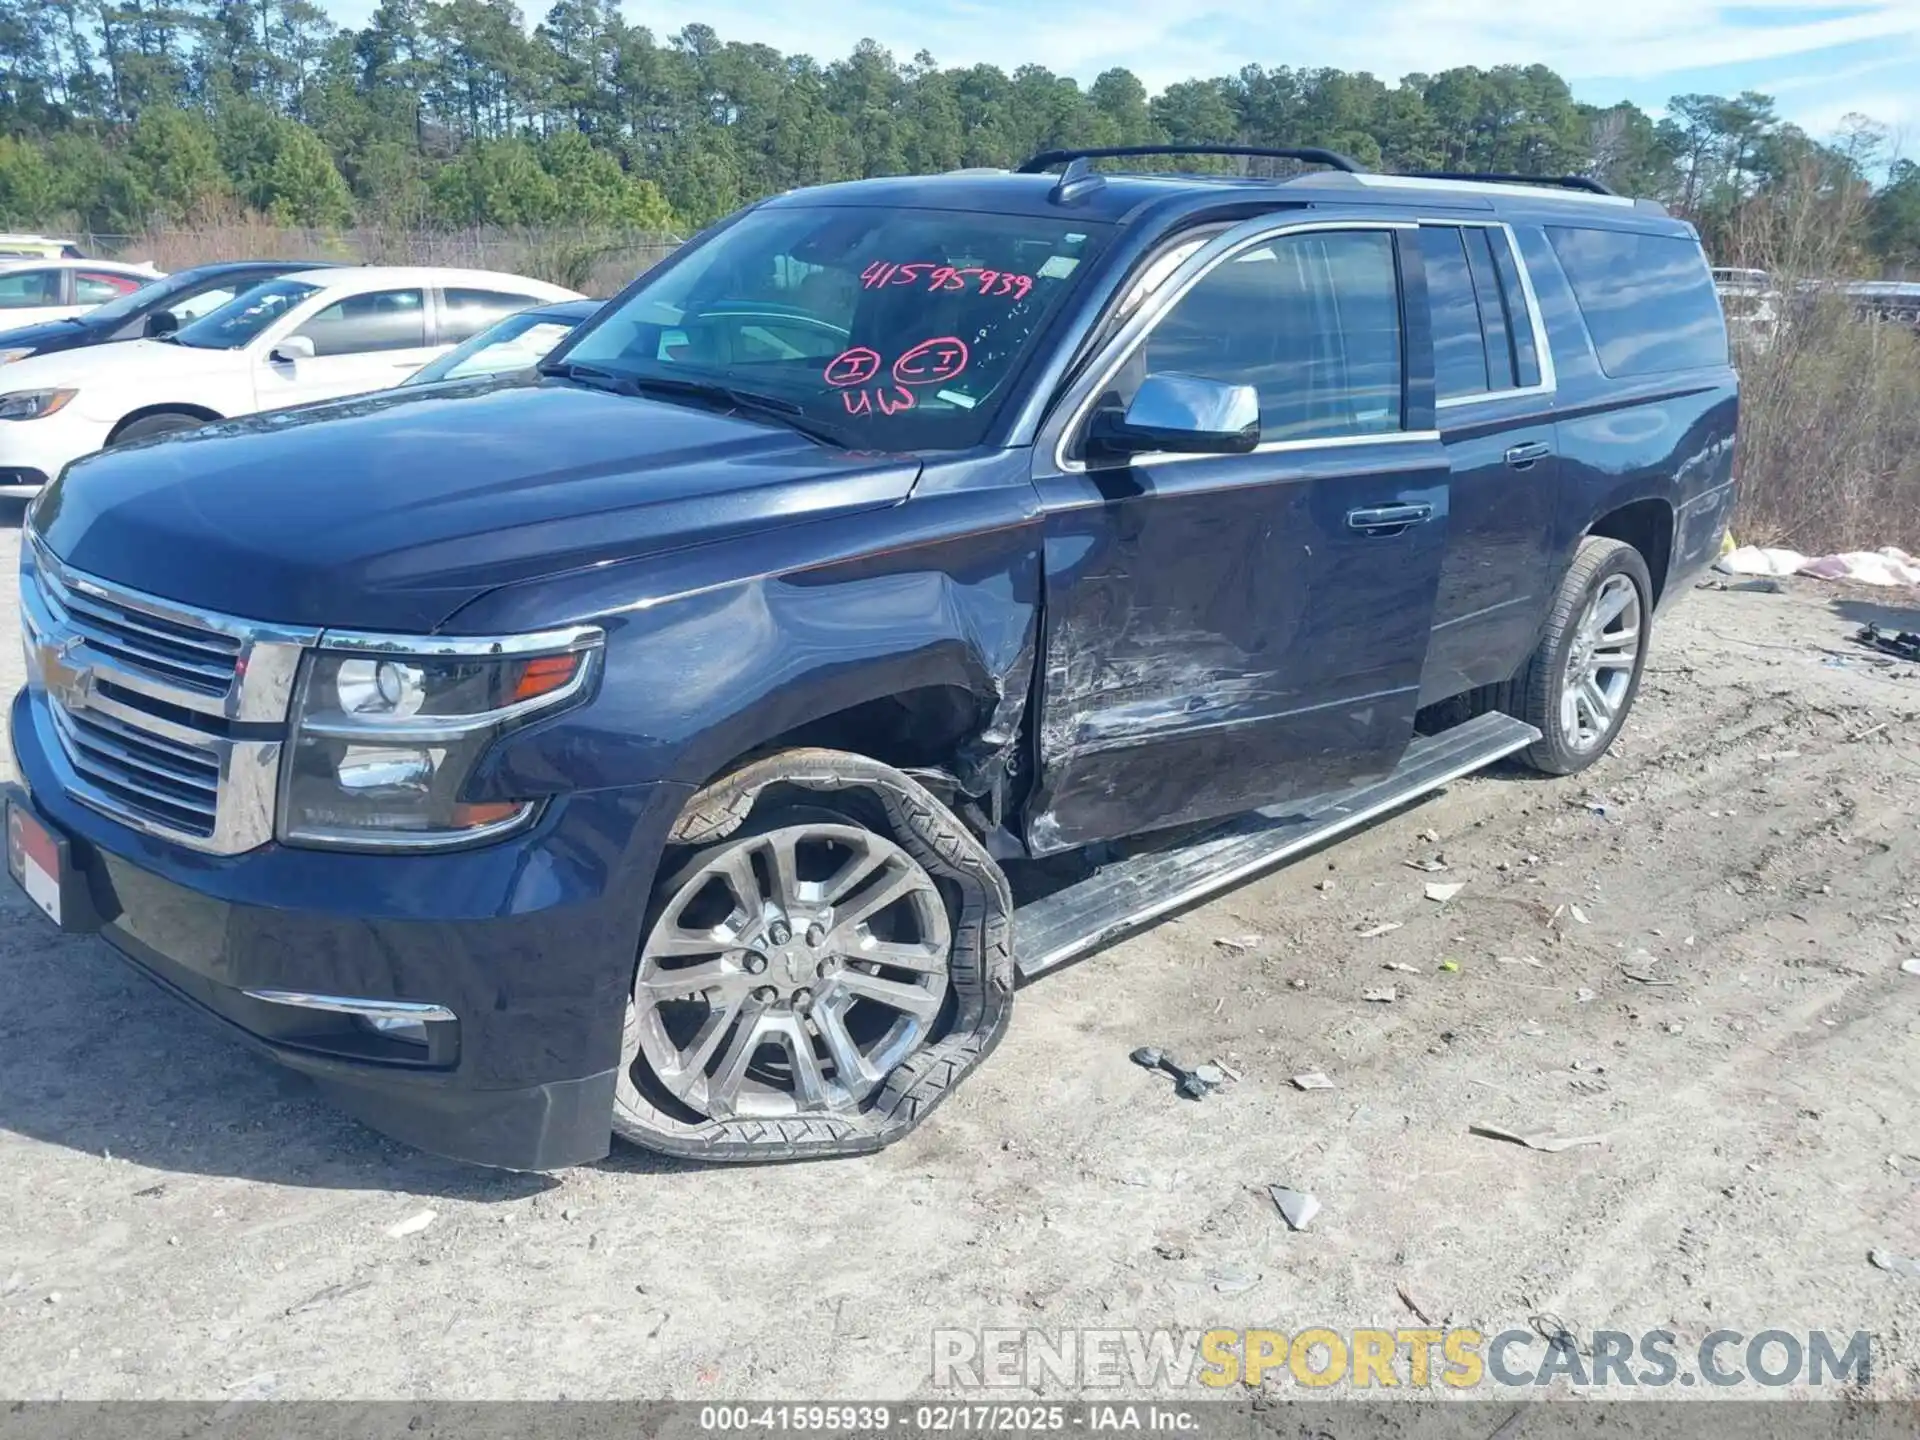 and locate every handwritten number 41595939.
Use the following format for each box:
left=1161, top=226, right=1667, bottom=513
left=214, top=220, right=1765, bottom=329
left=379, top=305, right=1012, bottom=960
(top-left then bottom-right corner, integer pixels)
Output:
left=860, top=262, right=1034, bottom=302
